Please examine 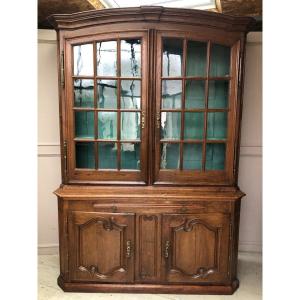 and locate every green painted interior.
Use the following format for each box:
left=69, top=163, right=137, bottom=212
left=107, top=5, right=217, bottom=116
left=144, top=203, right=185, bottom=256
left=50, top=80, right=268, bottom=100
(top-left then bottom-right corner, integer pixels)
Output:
left=76, top=142, right=95, bottom=168
left=75, top=111, right=94, bottom=138
left=184, top=112, right=204, bottom=140
left=185, top=80, right=205, bottom=109
left=209, top=44, right=231, bottom=77
left=186, top=41, right=207, bottom=76
left=183, top=143, right=203, bottom=170
left=208, top=80, right=229, bottom=108
left=207, top=112, right=227, bottom=140
left=74, top=79, right=94, bottom=108
left=160, top=143, right=180, bottom=169
left=206, top=143, right=226, bottom=170
left=121, top=143, right=140, bottom=169
left=98, top=142, right=117, bottom=169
